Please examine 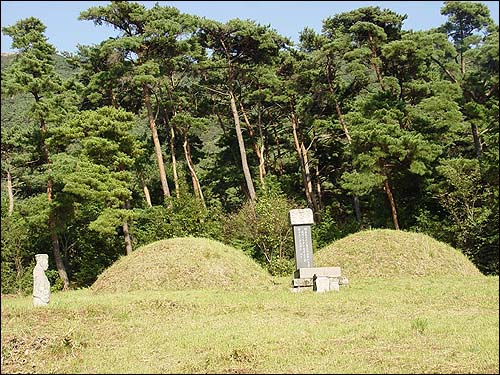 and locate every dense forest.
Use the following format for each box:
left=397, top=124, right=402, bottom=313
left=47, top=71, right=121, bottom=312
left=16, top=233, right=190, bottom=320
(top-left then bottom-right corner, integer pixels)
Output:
left=1, top=1, right=498, bottom=293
